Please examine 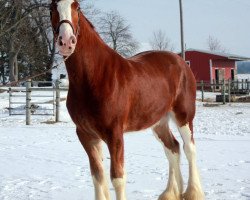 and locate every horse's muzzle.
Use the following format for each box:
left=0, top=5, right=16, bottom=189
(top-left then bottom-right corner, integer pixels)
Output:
left=57, top=35, right=77, bottom=56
